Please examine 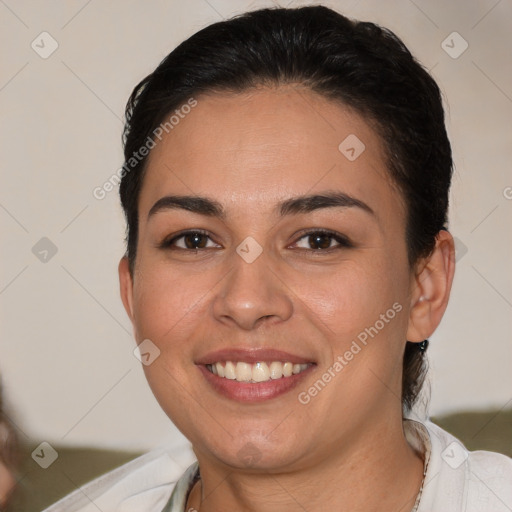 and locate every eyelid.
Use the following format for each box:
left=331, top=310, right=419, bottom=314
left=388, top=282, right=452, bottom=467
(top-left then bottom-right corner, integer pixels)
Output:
left=289, top=228, right=353, bottom=249
left=158, top=228, right=353, bottom=251
left=159, top=229, right=221, bottom=249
